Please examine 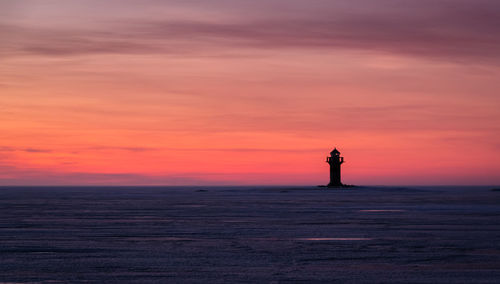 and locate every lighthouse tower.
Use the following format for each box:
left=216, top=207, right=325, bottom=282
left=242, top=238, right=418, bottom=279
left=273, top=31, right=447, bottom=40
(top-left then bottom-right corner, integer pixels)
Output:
left=326, top=148, right=344, bottom=187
